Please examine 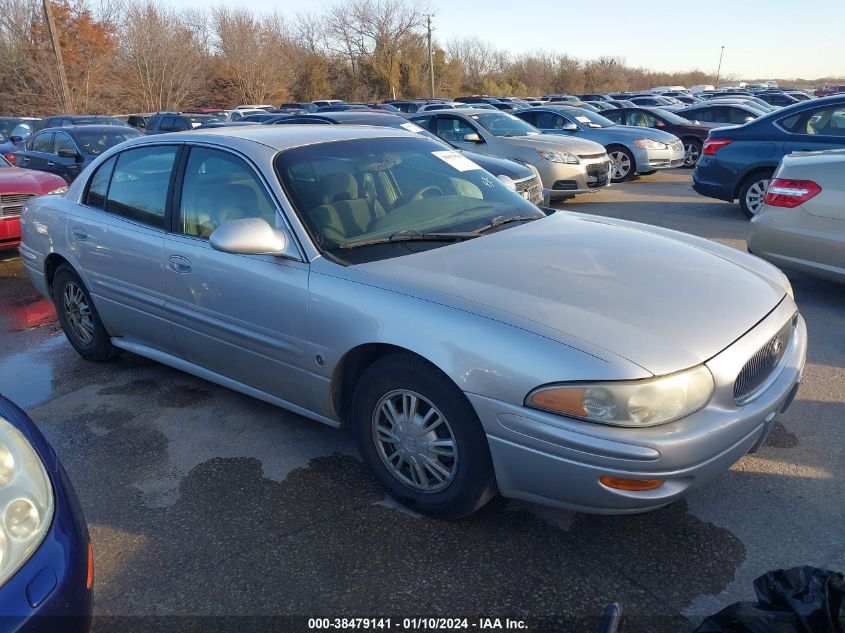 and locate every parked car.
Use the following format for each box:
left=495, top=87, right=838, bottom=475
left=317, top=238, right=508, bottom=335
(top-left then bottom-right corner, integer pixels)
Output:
left=756, top=92, right=800, bottom=107
left=601, top=107, right=718, bottom=167
left=748, top=149, right=845, bottom=283
left=693, top=95, right=845, bottom=217
left=675, top=103, right=764, bottom=127
left=19, top=125, right=805, bottom=518
left=814, top=85, right=845, bottom=97
left=125, top=113, right=153, bottom=131
left=36, top=115, right=129, bottom=131
left=13, top=125, right=142, bottom=183
left=454, top=97, right=517, bottom=111
left=583, top=101, right=617, bottom=112
left=315, top=104, right=372, bottom=113
left=228, top=108, right=269, bottom=121
left=0, top=118, right=41, bottom=157
left=577, top=94, right=613, bottom=102
left=145, top=113, right=225, bottom=133
left=628, top=95, right=678, bottom=107
left=311, top=100, right=347, bottom=109
left=513, top=106, right=684, bottom=182
left=0, top=155, right=67, bottom=249
left=279, top=102, right=318, bottom=113
left=409, top=109, right=611, bottom=199
left=0, top=395, right=92, bottom=630
left=704, top=97, right=774, bottom=113
left=264, top=111, right=546, bottom=205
